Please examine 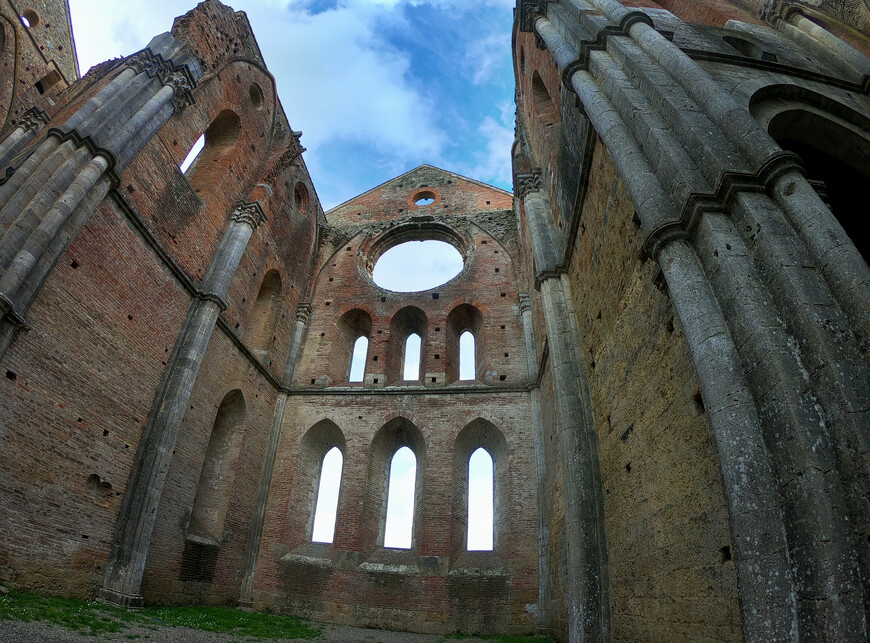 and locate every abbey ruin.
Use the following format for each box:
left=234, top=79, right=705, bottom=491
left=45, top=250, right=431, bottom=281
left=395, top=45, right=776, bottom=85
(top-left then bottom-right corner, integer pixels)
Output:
left=1, top=0, right=869, bottom=640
